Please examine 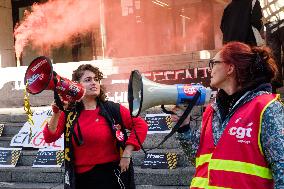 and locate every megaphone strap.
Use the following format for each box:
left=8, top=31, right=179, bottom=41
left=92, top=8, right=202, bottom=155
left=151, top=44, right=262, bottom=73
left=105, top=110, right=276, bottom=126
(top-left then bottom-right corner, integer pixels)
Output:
left=172, top=90, right=200, bottom=132
left=130, top=118, right=147, bottom=154
left=71, top=119, right=84, bottom=146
